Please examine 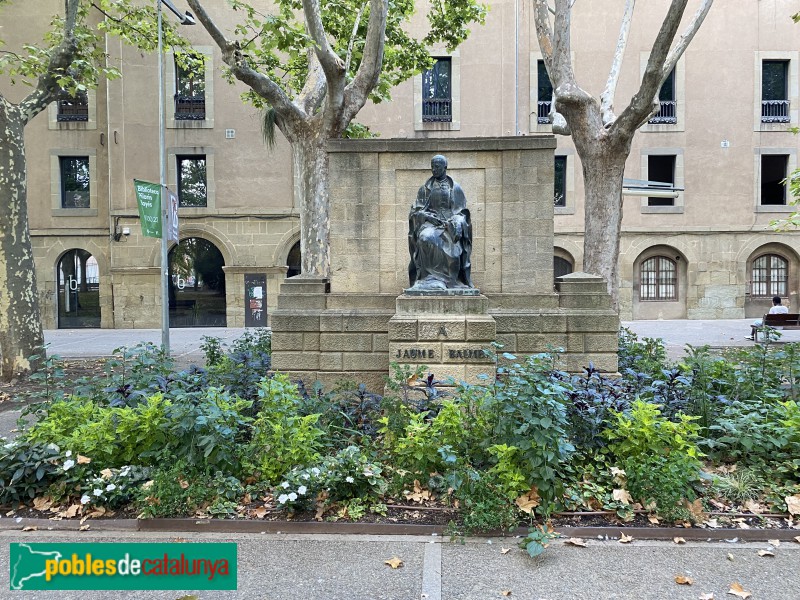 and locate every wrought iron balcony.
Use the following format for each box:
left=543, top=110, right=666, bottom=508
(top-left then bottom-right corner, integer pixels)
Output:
left=762, top=100, right=790, bottom=123
left=537, top=100, right=552, bottom=124
left=174, top=95, right=206, bottom=120
left=648, top=100, right=677, bottom=124
left=422, top=98, right=452, bottom=122
left=56, top=99, right=89, bottom=122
